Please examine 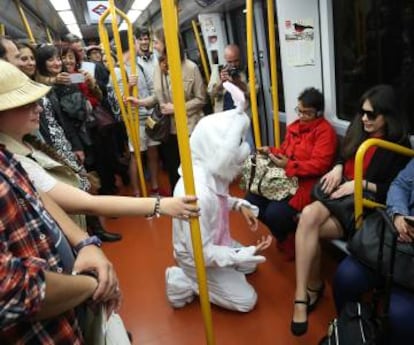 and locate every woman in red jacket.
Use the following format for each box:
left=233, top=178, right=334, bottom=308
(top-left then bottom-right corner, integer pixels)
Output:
left=245, top=88, right=337, bottom=260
